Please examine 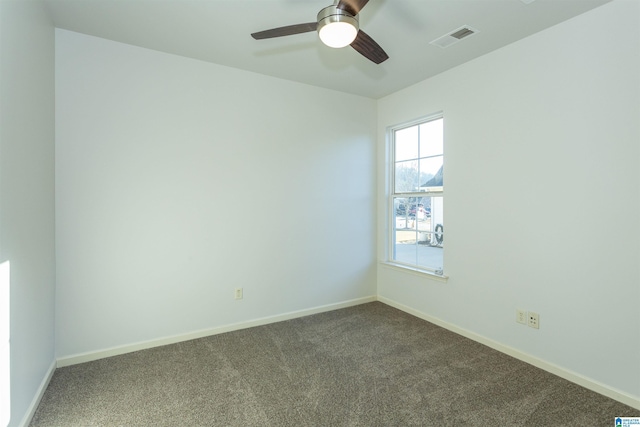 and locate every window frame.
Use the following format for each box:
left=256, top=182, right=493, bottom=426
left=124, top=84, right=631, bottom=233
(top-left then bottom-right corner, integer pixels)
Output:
left=387, top=112, right=445, bottom=277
